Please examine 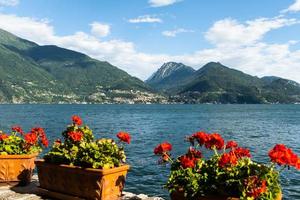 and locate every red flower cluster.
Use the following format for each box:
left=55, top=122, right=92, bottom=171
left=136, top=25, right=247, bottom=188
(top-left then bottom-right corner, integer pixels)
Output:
left=180, top=155, right=197, bottom=168
left=68, top=131, right=83, bottom=142
left=269, top=144, right=300, bottom=169
left=205, top=133, right=224, bottom=150
left=244, top=176, right=267, bottom=199
left=219, top=147, right=251, bottom=168
left=11, top=126, right=24, bottom=135
left=234, top=147, right=251, bottom=159
left=154, top=142, right=172, bottom=155
left=191, top=131, right=209, bottom=146
left=24, top=132, right=38, bottom=145
left=190, top=132, right=225, bottom=150
left=31, top=127, right=48, bottom=147
left=219, top=152, right=238, bottom=167
left=117, top=132, right=131, bottom=144
left=0, top=133, right=8, bottom=141
left=72, top=115, right=82, bottom=126
left=226, top=140, right=238, bottom=149
left=180, top=147, right=202, bottom=169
